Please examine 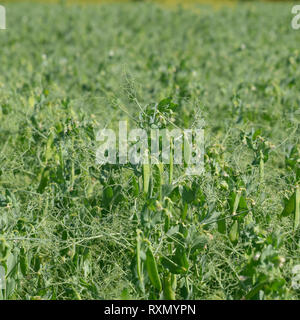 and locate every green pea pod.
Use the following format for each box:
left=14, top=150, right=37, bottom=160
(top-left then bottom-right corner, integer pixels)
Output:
left=294, top=185, right=299, bottom=230
left=171, top=274, right=177, bottom=291
left=281, top=186, right=300, bottom=230
left=143, top=164, right=150, bottom=195
left=45, top=131, right=54, bottom=163
left=259, top=151, right=264, bottom=185
left=231, top=190, right=241, bottom=215
left=145, top=246, right=162, bottom=292
left=136, top=230, right=143, bottom=286
left=184, top=134, right=191, bottom=167
left=282, top=192, right=295, bottom=217
left=169, top=139, right=173, bottom=184
left=0, top=237, right=9, bottom=262
left=174, top=247, right=189, bottom=271
left=37, top=167, right=50, bottom=194
left=164, top=210, right=170, bottom=233
left=218, top=217, right=226, bottom=234
left=20, top=248, right=28, bottom=276
left=59, top=144, right=65, bottom=173
left=33, top=255, right=41, bottom=273
left=229, top=220, right=239, bottom=244
left=155, top=163, right=163, bottom=201
left=131, top=176, right=139, bottom=197
left=163, top=273, right=176, bottom=300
